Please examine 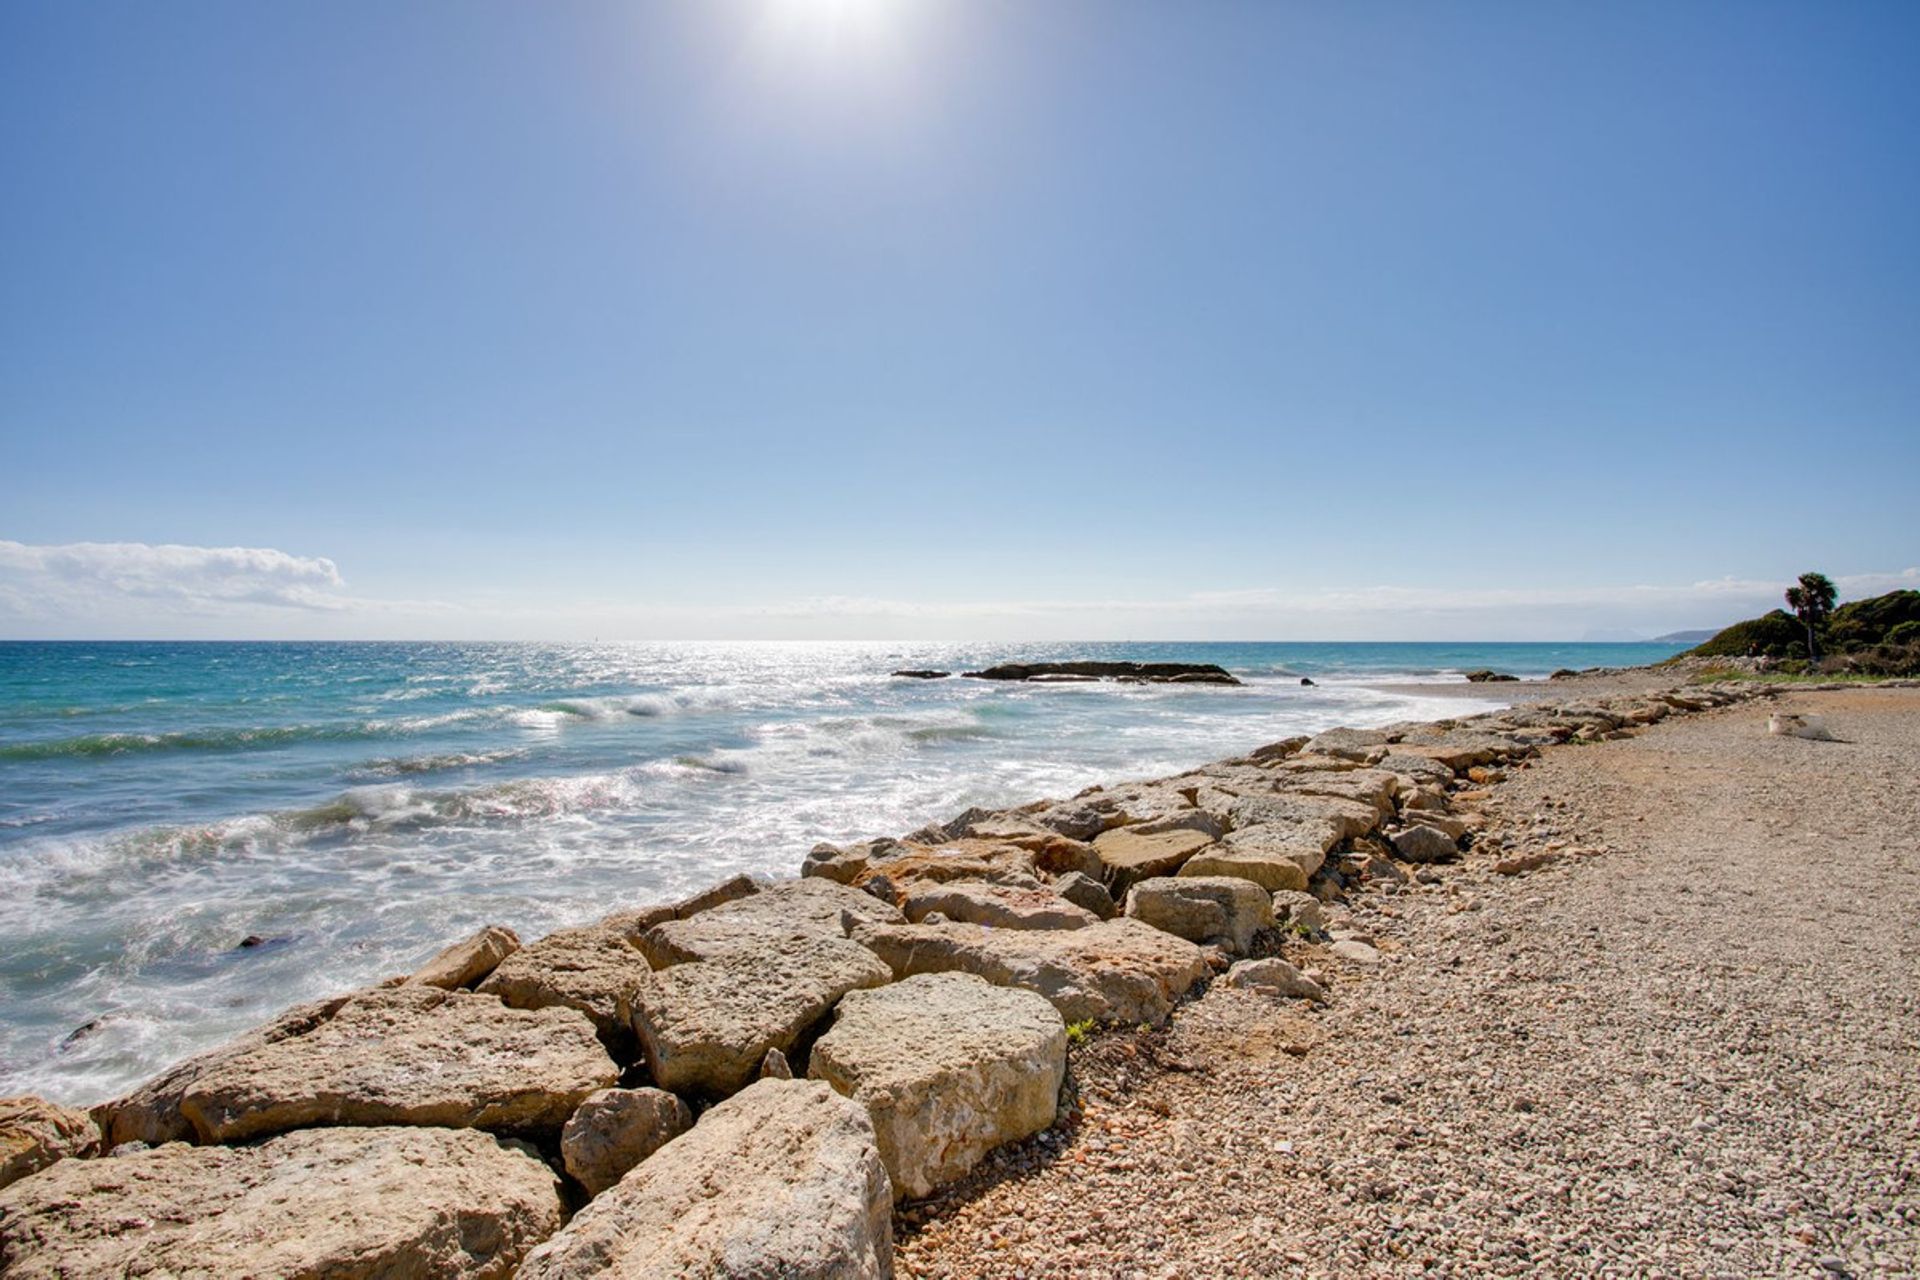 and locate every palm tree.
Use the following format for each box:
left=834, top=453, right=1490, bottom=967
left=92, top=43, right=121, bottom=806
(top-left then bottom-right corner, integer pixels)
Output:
left=1784, top=572, right=1837, bottom=662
